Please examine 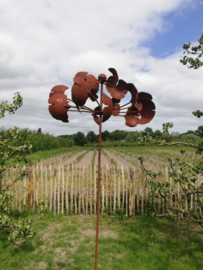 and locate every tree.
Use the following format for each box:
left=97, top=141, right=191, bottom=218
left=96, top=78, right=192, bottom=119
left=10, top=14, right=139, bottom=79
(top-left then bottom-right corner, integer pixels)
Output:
left=37, top=128, right=42, bottom=134
left=195, top=126, right=203, bottom=138
left=135, top=33, right=203, bottom=227
left=180, top=31, right=203, bottom=119
left=138, top=122, right=203, bottom=227
left=86, top=131, right=98, bottom=143
left=180, top=31, right=203, bottom=69
left=125, top=131, right=142, bottom=142
left=73, top=132, right=86, bottom=146
left=154, top=130, right=163, bottom=140
left=186, top=130, right=196, bottom=135
left=180, top=133, right=200, bottom=143
left=142, top=127, right=154, bottom=138
left=103, top=130, right=110, bottom=141
left=0, top=93, right=46, bottom=242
